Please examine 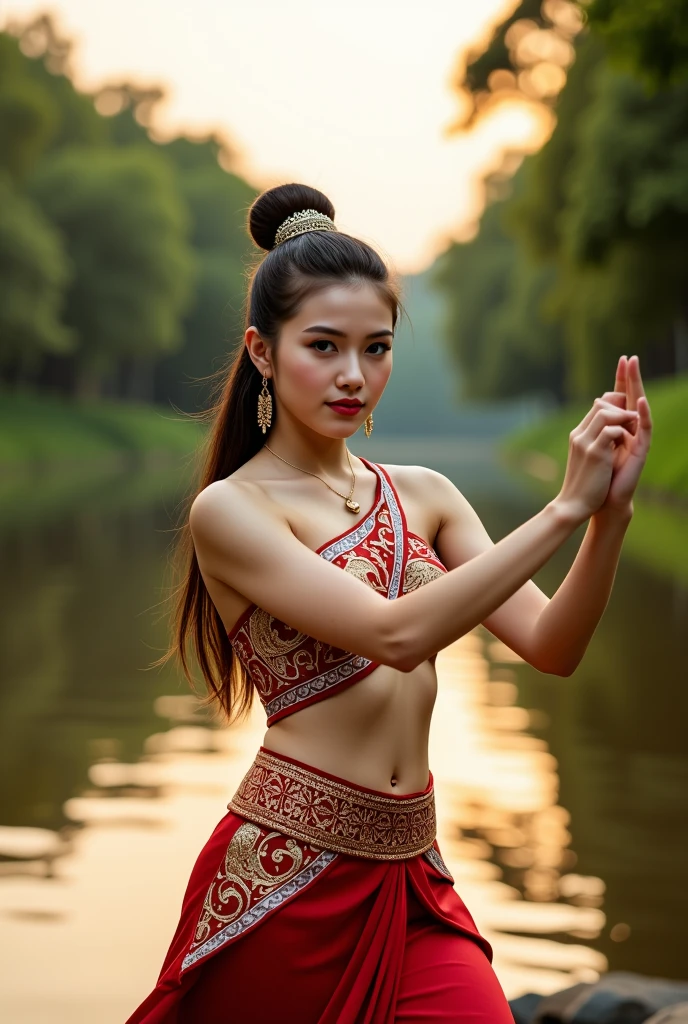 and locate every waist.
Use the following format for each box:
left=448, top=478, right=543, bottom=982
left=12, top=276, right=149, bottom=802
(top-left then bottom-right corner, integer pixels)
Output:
left=228, top=746, right=436, bottom=861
